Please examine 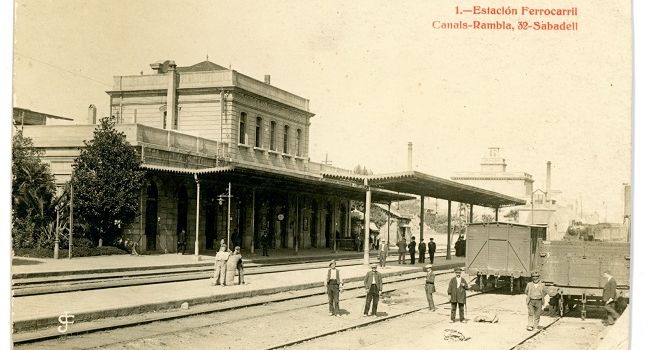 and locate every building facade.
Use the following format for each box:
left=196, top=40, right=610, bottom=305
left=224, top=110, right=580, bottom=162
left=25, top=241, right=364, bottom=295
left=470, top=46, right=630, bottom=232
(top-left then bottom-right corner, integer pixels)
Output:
left=23, top=59, right=409, bottom=254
